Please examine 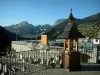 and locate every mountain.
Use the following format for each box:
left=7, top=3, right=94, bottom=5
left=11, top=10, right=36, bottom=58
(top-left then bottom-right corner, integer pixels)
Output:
left=0, top=26, right=10, bottom=53
left=0, top=25, right=37, bottom=55
left=5, top=21, right=52, bottom=38
left=53, top=19, right=66, bottom=26
left=42, top=18, right=83, bottom=39
left=43, top=12, right=100, bottom=39
left=0, top=26, right=14, bottom=54
left=82, top=12, right=100, bottom=23
left=4, top=12, right=100, bottom=40
left=78, top=20, right=100, bottom=38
